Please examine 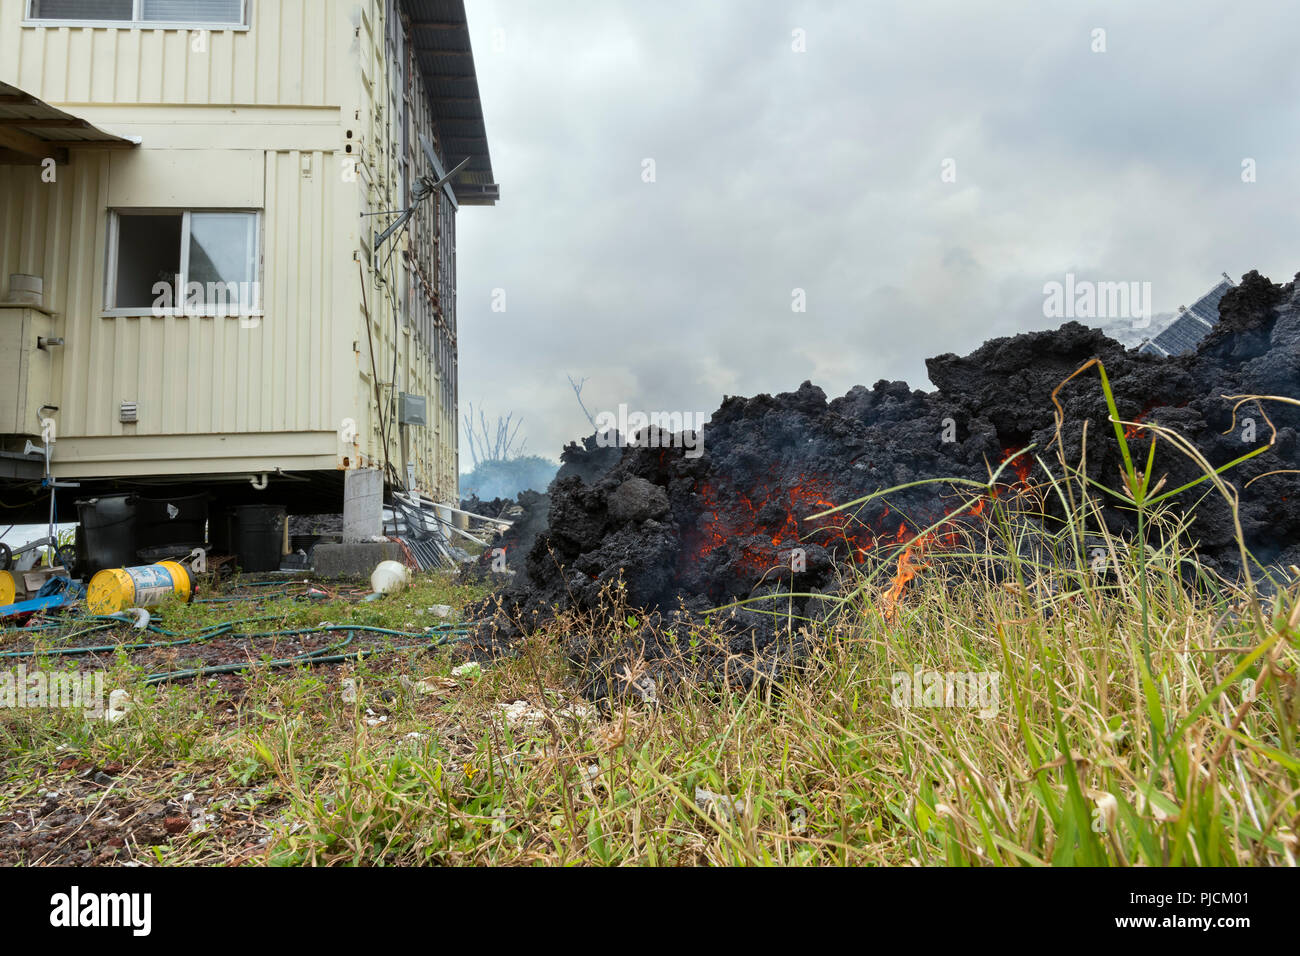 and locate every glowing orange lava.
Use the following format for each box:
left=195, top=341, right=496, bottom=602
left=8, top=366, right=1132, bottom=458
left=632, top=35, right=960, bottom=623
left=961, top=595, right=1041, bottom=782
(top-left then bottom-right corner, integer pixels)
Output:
left=999, top=447, right=1033, bottom=486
